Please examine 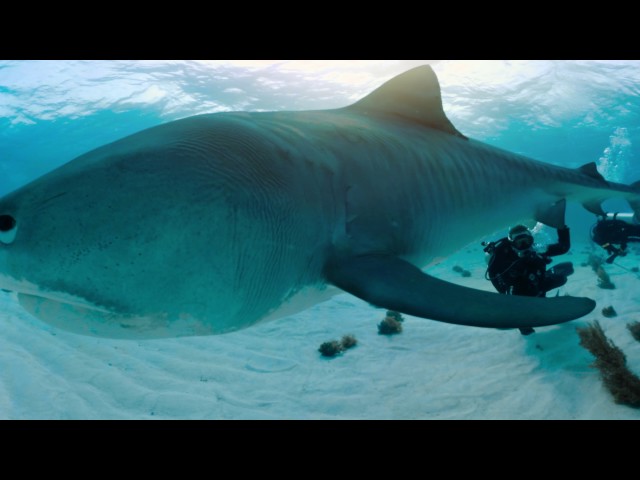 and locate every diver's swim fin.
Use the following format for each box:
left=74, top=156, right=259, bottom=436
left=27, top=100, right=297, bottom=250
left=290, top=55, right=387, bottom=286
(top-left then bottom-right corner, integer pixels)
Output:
left=324, top=254, right=595, bottom=329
